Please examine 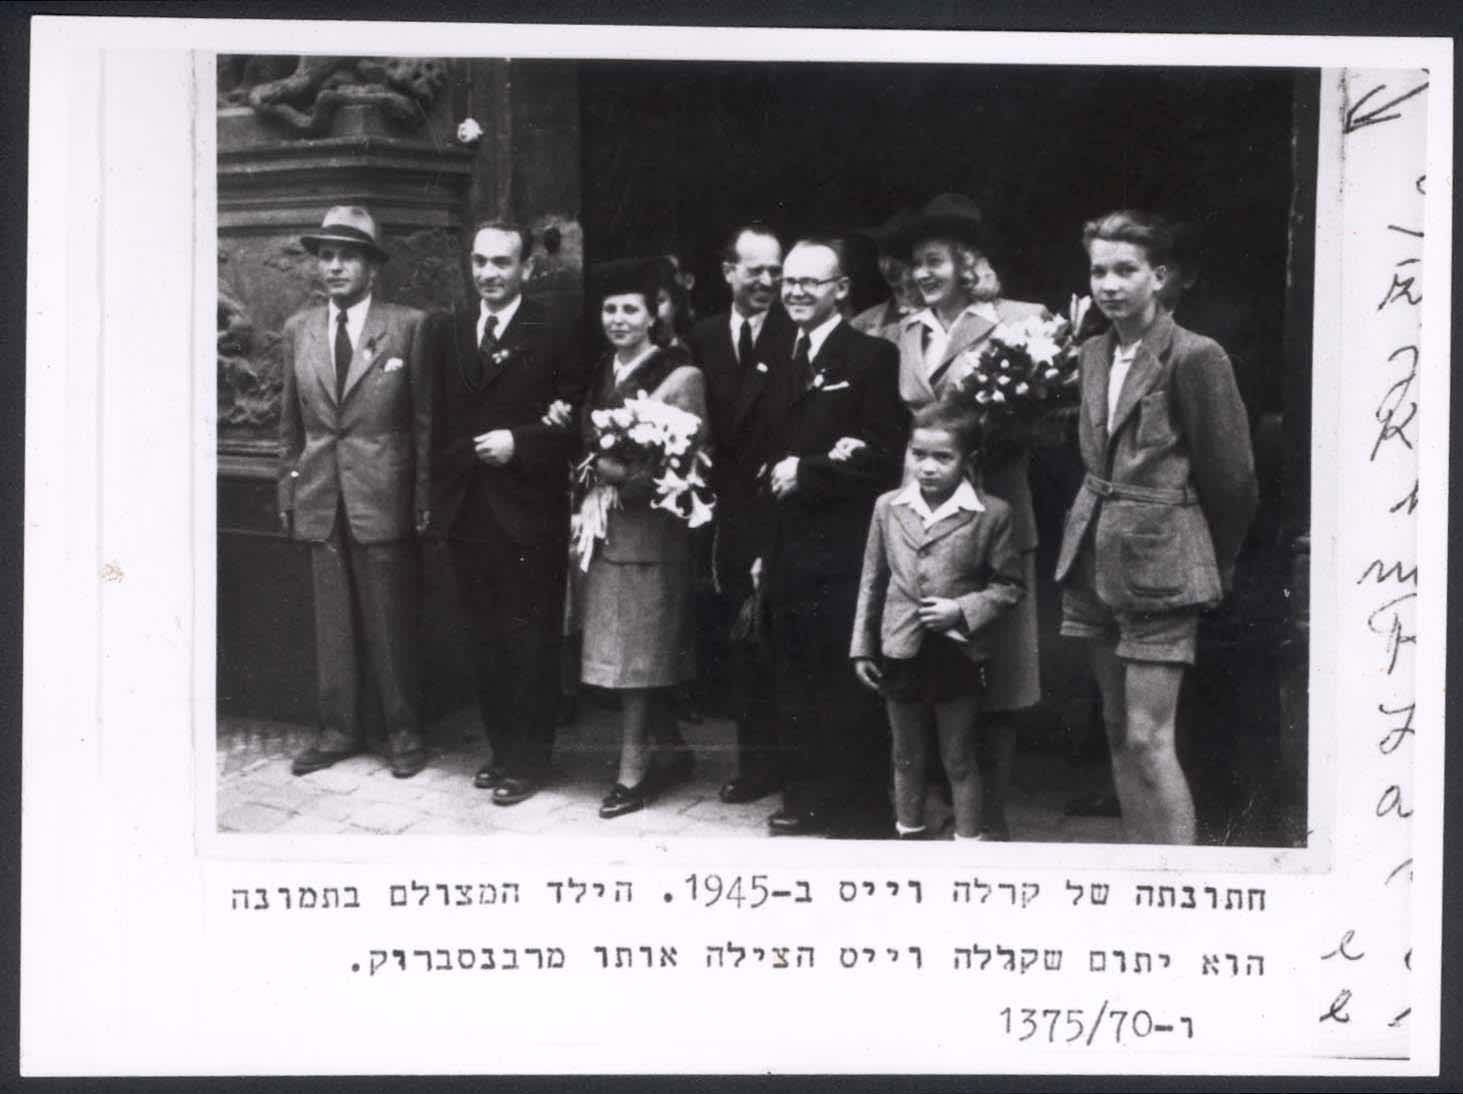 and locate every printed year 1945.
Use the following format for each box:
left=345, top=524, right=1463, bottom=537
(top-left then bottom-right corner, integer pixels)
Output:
left=677, top=874, right=812, bottom=908
left=1000, top=1002, right=1194, bottom=1046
